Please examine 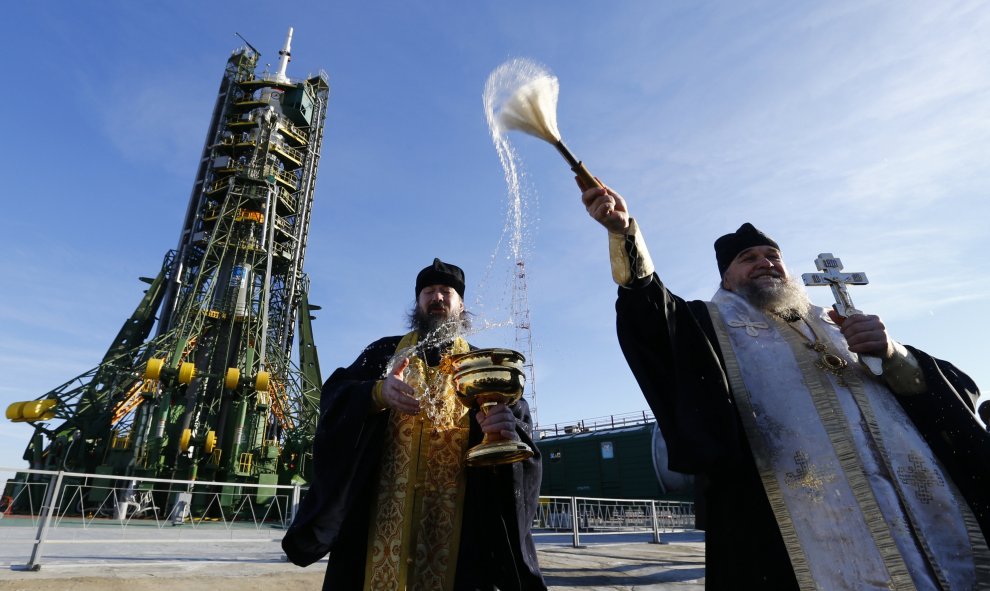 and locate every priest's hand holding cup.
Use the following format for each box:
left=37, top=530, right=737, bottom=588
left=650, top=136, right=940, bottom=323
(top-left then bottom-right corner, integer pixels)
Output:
left=382, top=357, right=422, bottom=415
left=578, top=176, right=630, bottom=234
left=828, top=310, right=895, bottom=360
left=476, top=402, right=520, bottom=442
